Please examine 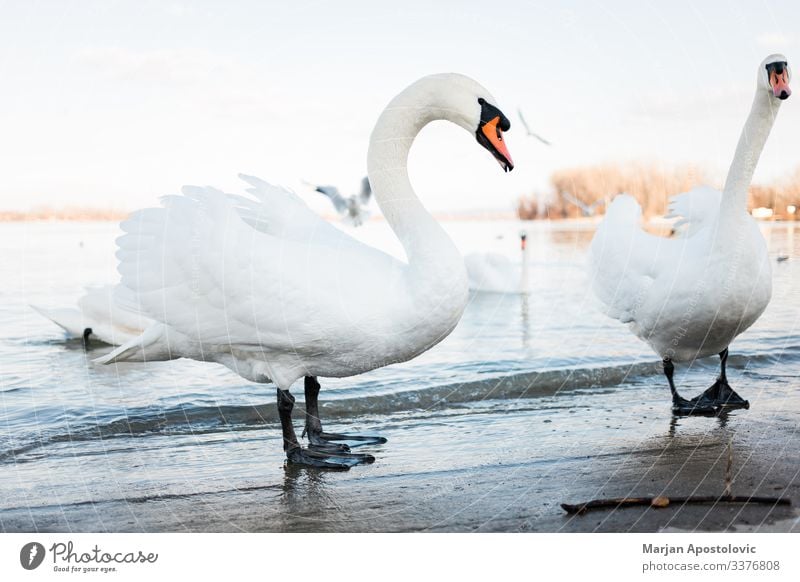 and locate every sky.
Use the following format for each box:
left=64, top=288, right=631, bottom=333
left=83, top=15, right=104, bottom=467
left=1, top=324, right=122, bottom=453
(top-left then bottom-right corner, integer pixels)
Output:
left=1, top=0, right=799, bottom=213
